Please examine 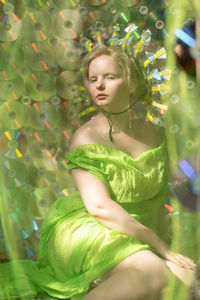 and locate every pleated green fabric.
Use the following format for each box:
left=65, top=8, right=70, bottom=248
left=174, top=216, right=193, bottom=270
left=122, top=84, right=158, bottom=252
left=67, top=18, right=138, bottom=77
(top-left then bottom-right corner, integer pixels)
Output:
left=0, top=141, right=168, bottom=299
